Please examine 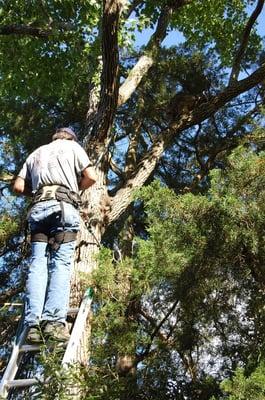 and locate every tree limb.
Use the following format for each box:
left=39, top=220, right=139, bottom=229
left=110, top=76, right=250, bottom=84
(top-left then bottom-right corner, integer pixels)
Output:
left=0, top=22, right=75, bottom=38
left=139, top=308, right=174, bottom=344
left=123, top=0, right=144, bottom=19
left=118, top=1, right=193, bottom=106
left=109, top=62, right=265, bottom=223
left=138, top=299, right=179, bottom=360
left=0, top=24, right=52, bottom=38
left=109, top=153, right=125, bottom=179
left=229, top=0, right=264, bottom=84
